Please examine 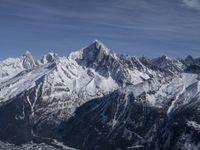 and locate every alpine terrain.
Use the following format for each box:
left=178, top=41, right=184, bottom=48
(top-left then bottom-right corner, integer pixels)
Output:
left=0, top=40, right=200, bottom=150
